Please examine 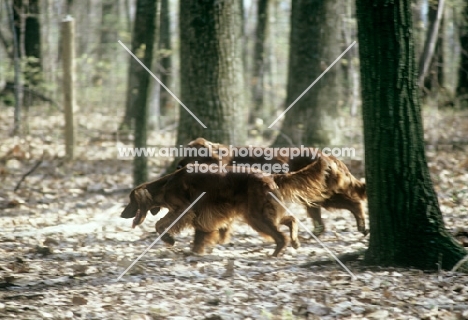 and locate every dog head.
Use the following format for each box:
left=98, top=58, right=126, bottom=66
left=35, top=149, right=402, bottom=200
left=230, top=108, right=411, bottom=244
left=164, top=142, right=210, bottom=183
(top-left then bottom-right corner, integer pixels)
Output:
left=120, top=187, right=154, bottom=228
